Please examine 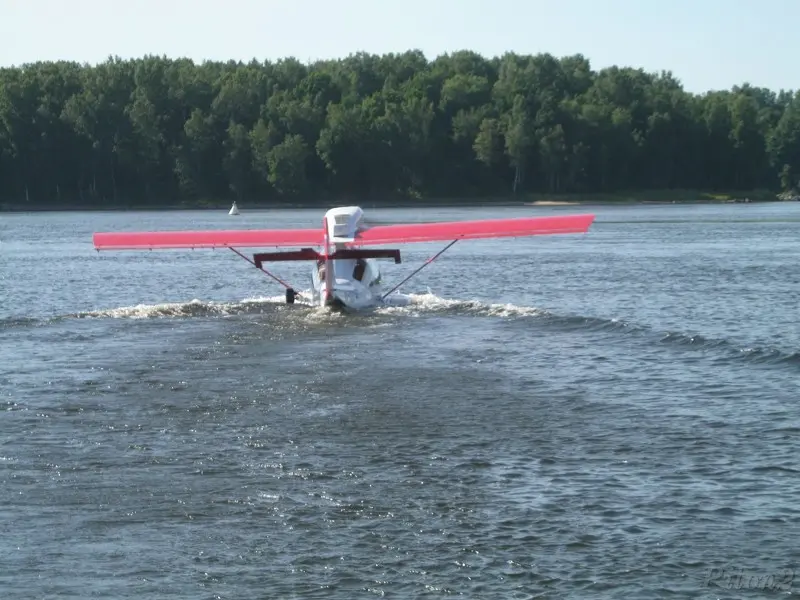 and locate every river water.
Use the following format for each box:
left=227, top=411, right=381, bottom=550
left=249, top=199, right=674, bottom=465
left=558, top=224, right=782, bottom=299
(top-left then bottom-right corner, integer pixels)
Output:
left=1, top=202, right=799, bottom=598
